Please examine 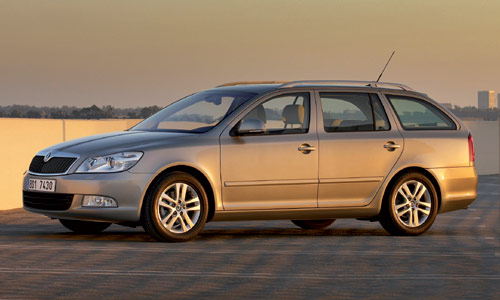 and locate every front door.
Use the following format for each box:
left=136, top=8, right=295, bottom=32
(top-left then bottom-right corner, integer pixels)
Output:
left=220, top=92, right=318, bottom=210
